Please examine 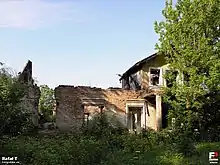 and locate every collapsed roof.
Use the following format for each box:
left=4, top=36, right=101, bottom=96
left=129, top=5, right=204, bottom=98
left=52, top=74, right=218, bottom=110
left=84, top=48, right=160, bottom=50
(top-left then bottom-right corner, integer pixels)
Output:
left=119, top=53, right=158, bottom=81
